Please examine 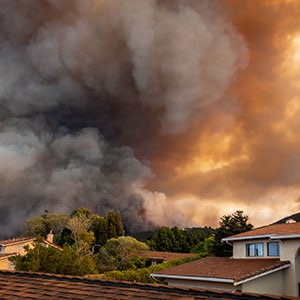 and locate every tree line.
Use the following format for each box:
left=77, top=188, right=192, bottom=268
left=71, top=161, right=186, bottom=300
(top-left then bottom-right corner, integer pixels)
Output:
left=10, top=209, right=253, bottom=279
